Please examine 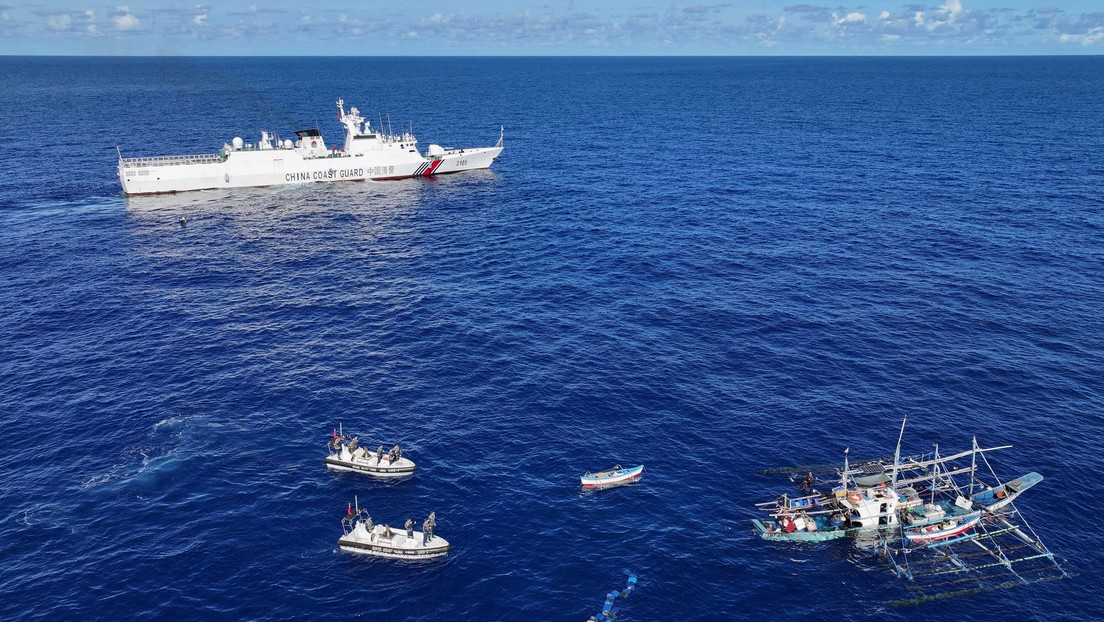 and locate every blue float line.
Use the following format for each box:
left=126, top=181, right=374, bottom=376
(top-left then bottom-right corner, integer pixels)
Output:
left=588, top=570, right=639, bottom=621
